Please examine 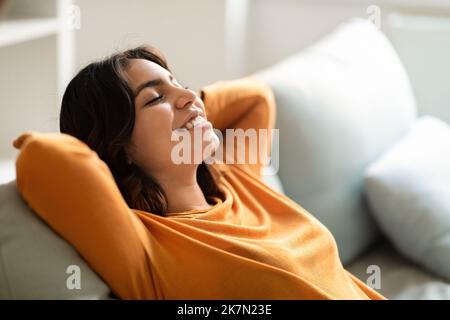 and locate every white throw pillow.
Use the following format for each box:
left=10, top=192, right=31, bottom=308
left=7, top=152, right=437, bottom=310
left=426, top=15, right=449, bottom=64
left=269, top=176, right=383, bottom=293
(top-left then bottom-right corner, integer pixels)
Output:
left=255, top=18, right=417, bottom=264
left=365, top=116, right=450, bottom=280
